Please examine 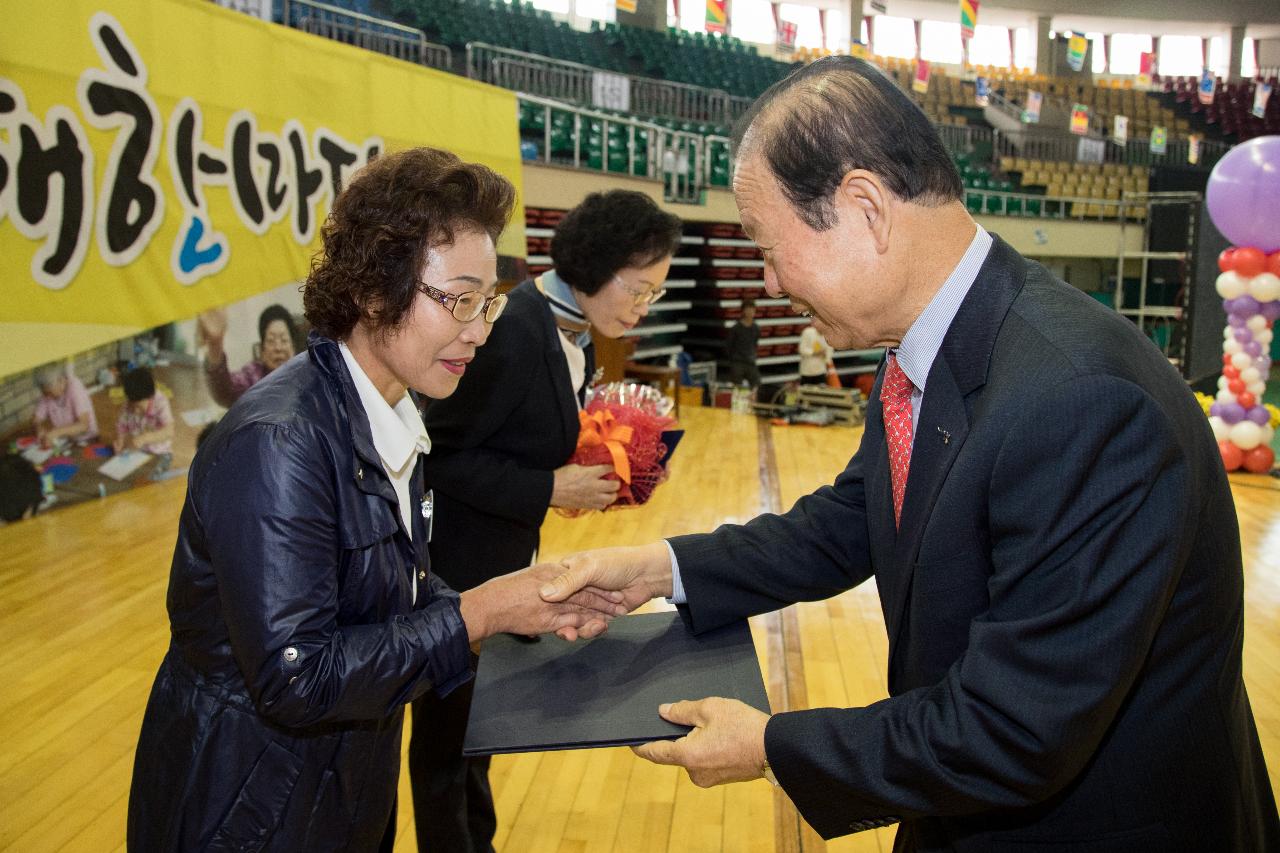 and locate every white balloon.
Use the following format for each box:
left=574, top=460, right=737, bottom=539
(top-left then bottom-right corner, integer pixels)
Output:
left=1231, top=351, right=1252, bottom=370
left=1217, top=389, right=1236, bottom=404
left=1247, top=315, right=1268, bottom=333
left=1242, top=367, right=1261, bottom=384
left=1230, top=420, right=1263, bottom=450
left=1258, top=328, right=1274, bottom=346
left=1219, top=376, right=1230, bottom=390
left=1248, top=272, right=1280, bottom=302
left=1224, top=326, right=1236, bottom=340
left=1248, top=381, right=1266, bottom=396
left=1224, top=338, right=1242, bottom=355
left=1210, top=416, right=1231, bottom=442
left=1216, top=271, right=1246, bottom=299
